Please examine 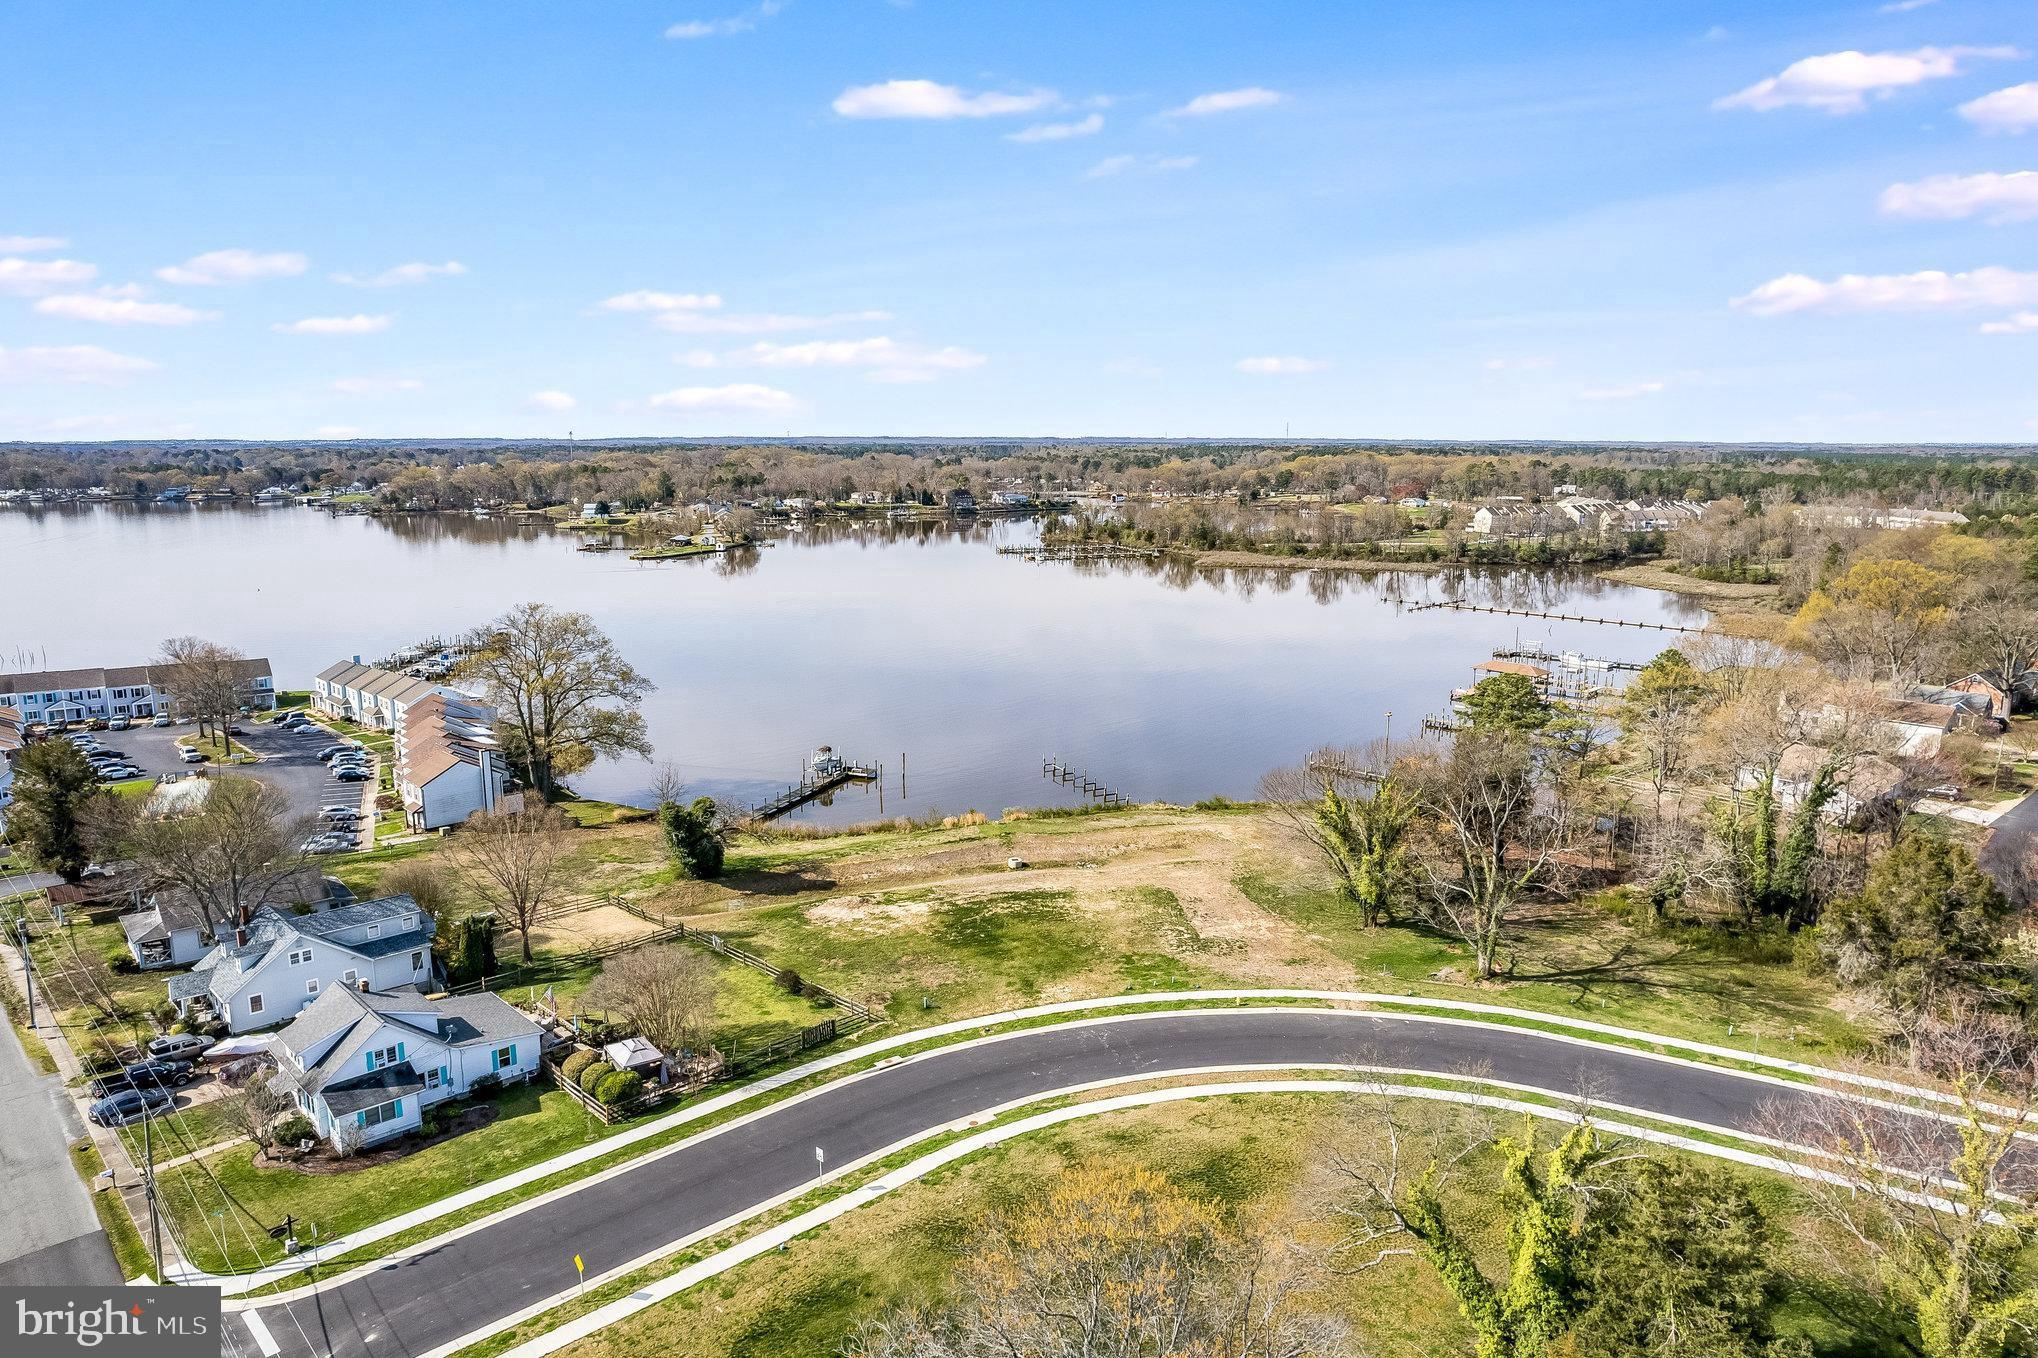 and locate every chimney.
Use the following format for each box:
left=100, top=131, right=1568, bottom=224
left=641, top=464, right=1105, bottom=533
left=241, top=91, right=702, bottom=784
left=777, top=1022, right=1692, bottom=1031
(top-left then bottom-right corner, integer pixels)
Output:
left=235, top=925, right=248, bottom=947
